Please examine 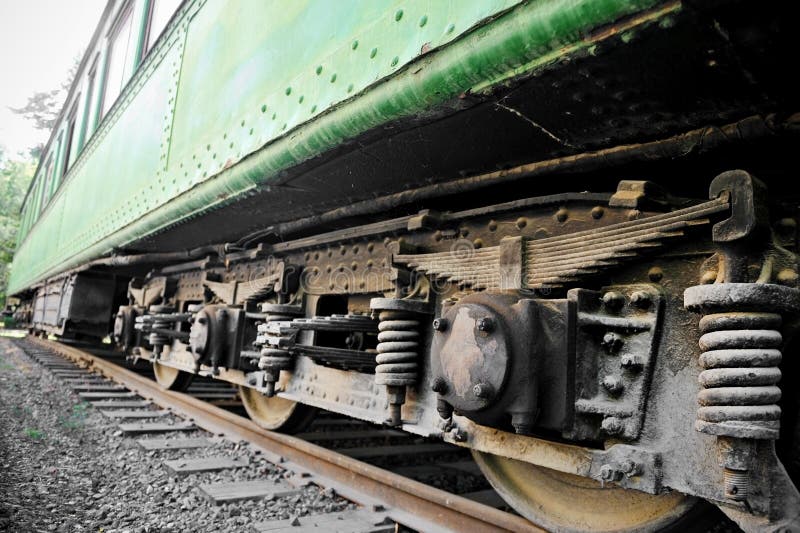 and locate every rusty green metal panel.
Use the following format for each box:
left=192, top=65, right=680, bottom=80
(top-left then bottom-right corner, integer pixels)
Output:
left=9, top=0, right=670, bottom=295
